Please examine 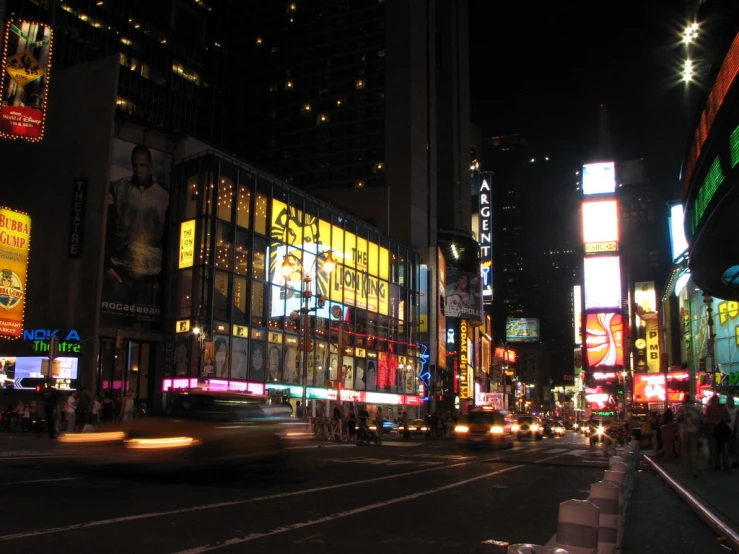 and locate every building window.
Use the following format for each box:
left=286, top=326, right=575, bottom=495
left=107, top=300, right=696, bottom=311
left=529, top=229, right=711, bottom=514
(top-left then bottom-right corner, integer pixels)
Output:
left=317, top=114, right=329, bottom=124
left=356, top=79, right=365, bottom=89
left=172, top=61, right=201, bottom=85
left=236, top=184, right=251, bottom=228
left=254, top=194, right=268, bottom=235
left=234, top=229, right=250, bottom=276
left=302, top=104, right=312, bottom=114
left=215, top=222, right=232, bottom=271
left=214, top=271, right=231, bottom=320
left=233, top=275, right=248, bottom=323
left=251, top=281, right=265, bottom=327
left=217, top=178, right=234, bottom=222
